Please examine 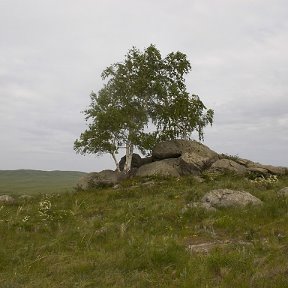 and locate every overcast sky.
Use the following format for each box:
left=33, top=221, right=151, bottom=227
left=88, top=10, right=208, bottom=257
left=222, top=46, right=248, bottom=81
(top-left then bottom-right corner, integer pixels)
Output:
left=1, top=0, right=287, bottom=172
